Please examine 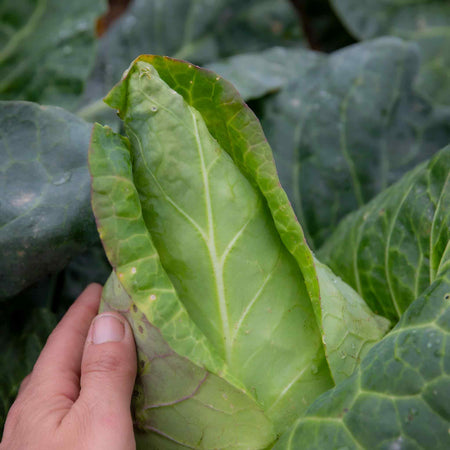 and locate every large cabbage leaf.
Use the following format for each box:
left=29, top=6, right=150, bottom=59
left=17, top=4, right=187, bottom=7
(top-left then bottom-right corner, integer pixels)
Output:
left=0, top=101, right=97, bottom=299
left=275, top=270, right=450, bottom=449
left=275, top=146, right=450, bottom=449
left=320, top=145, right=450, bottom=322
left=259, top=38, right=450, bottom=248
left=89, top=56, right=389, bottom=448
